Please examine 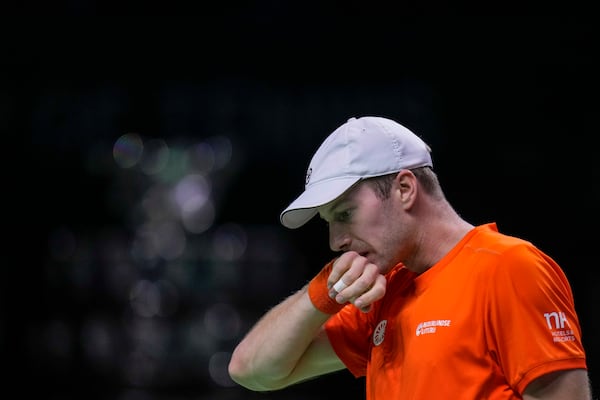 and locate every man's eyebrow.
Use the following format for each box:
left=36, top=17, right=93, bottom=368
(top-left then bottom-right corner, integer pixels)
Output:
left=328, top=196, right=349, bottom=213
left=319, top=197, right=345, bottom=221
